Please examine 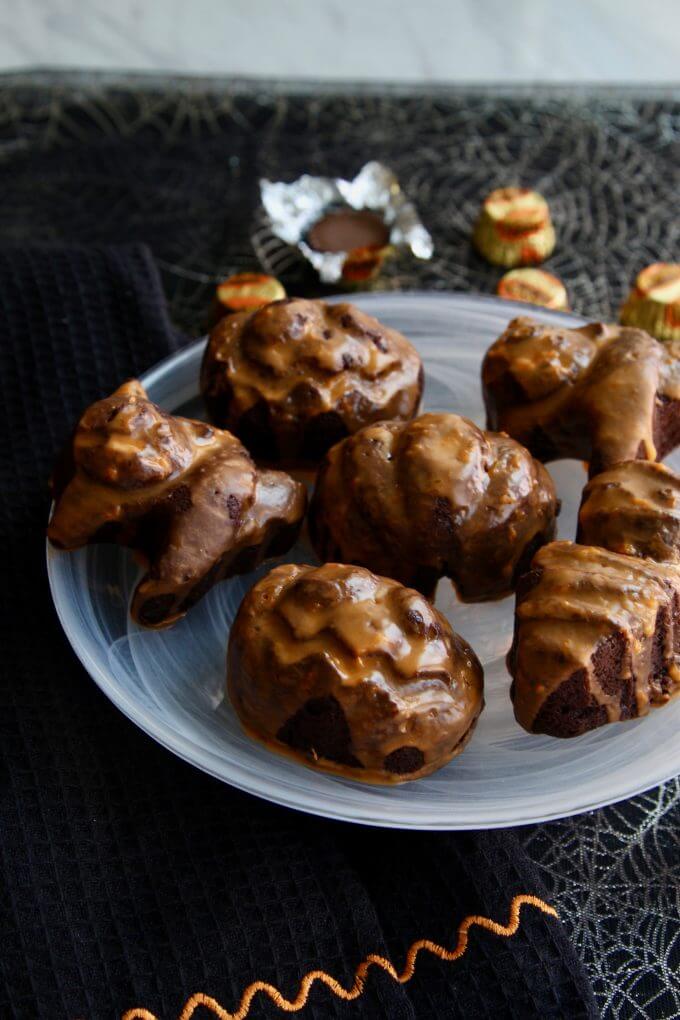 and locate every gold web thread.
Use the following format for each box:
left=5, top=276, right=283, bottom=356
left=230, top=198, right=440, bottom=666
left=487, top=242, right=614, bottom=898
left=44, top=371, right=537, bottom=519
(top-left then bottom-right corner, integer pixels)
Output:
left=122, top=893, right=557, bottom=1020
